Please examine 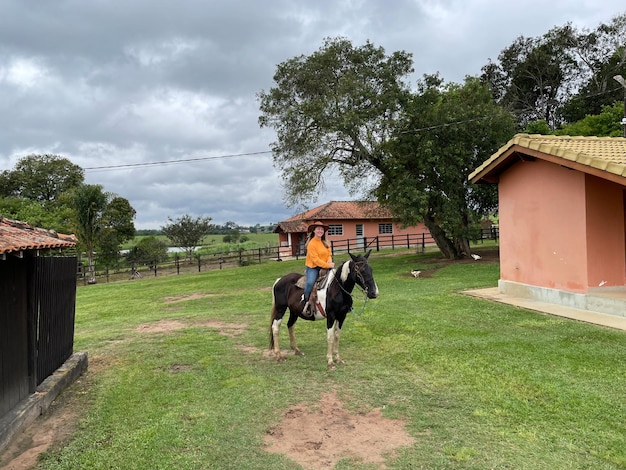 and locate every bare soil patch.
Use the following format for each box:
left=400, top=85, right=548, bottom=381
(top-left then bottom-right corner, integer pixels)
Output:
left=0, top=374, right=89, bottom=470
left=264, top=391, right=416, bottom=469
left=163, top=293, right=214, bottom=303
